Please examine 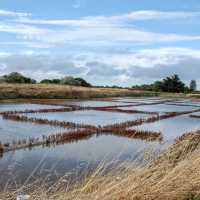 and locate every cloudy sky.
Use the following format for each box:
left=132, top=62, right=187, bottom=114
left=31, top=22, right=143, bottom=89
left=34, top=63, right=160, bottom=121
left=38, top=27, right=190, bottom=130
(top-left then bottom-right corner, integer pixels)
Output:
left=0, top=0, right=200, bottom=87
